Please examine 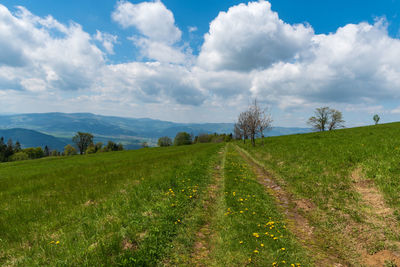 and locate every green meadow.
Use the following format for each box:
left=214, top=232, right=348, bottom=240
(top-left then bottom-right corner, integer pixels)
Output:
left=2, top=122, right=400, bottom=266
